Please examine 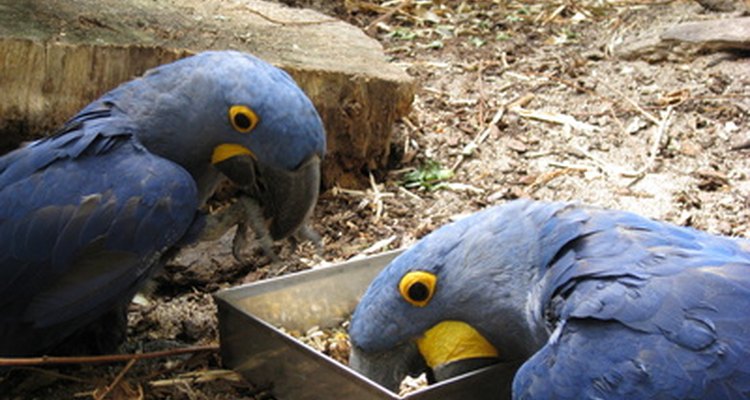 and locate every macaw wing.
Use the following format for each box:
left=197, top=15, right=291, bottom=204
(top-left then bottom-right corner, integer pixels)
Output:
left=0, top=136, right=198, bottom=353
left=515, top=283, right=750, bottom=400
left=515, top=209, right=750, bottom=399
left=514, top=319, right=705, bottom=400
